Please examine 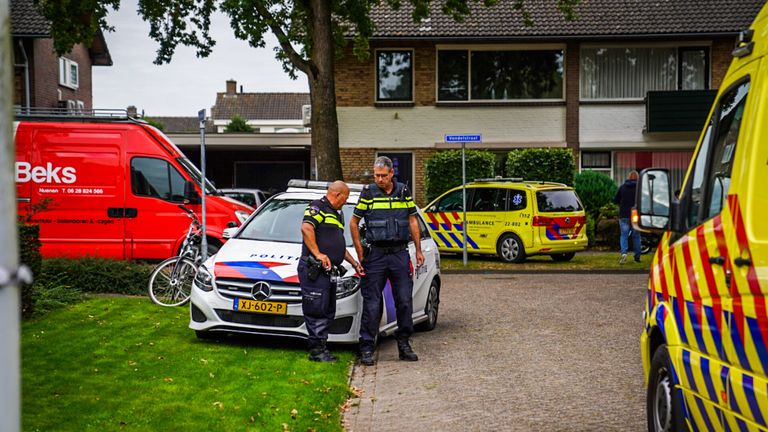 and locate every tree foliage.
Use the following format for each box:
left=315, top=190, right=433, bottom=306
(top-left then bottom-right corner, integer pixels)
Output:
left=224, top=115, right=254, bottom=133
left=424, top=150, right=496, bottom=203
left=36, top=0, right=580, bottom=180
left=505, top=148, right=576, bottom=186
